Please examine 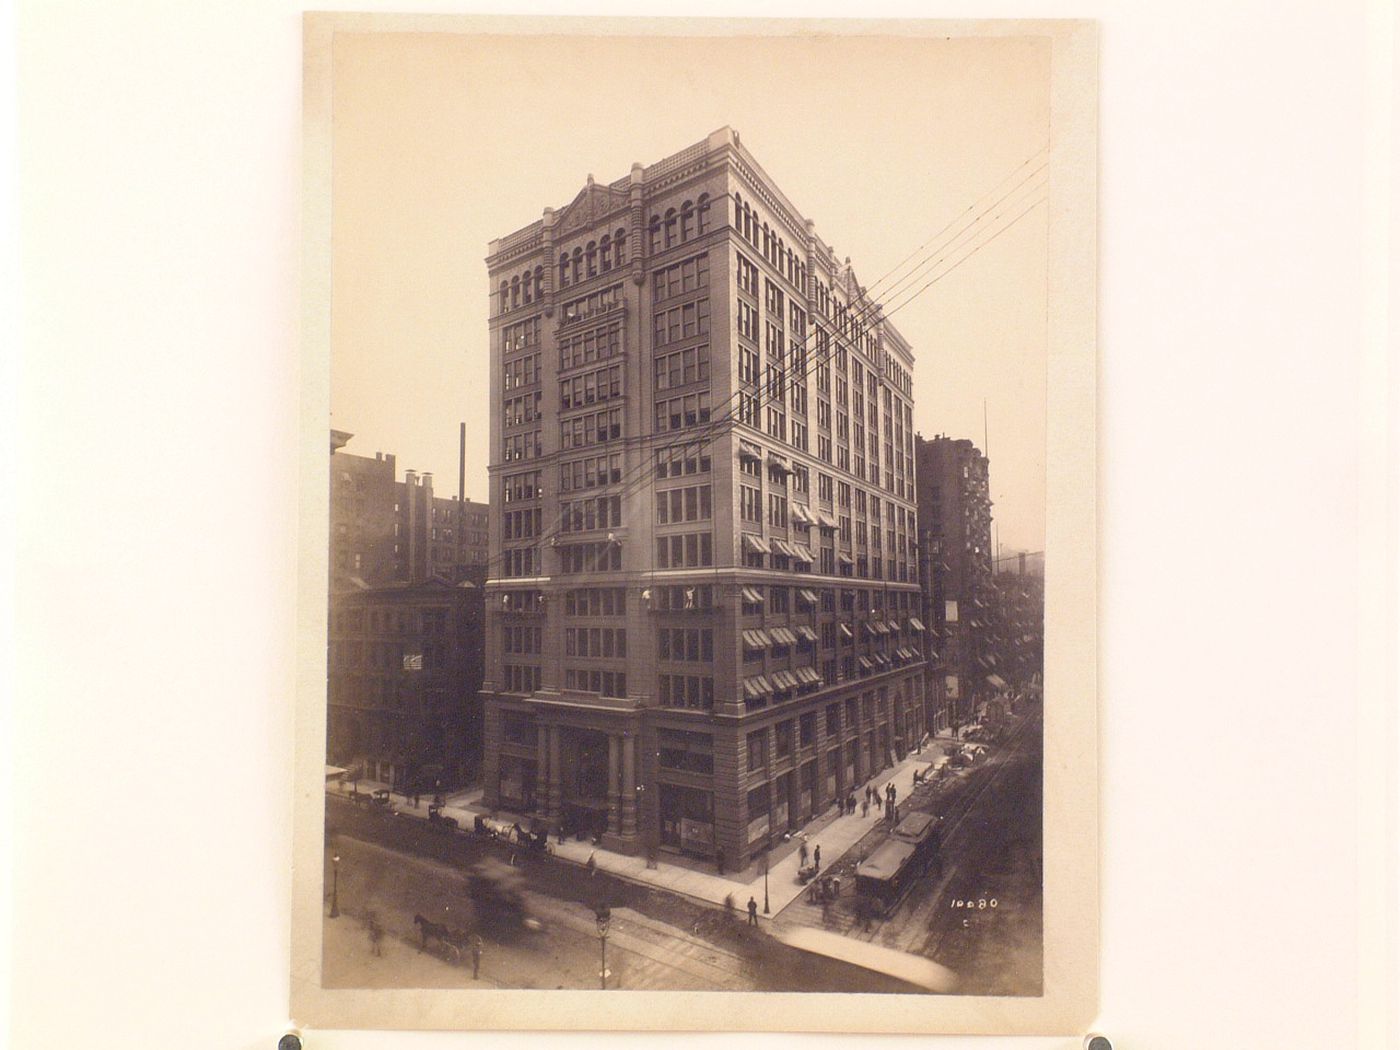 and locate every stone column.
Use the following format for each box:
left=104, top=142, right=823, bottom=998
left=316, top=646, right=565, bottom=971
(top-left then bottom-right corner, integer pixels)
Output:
left=620, top=733, right=637, bottom=836
left=547, top=725, right=562, bottom=820
left=608, top=734, right=622, bottom=834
